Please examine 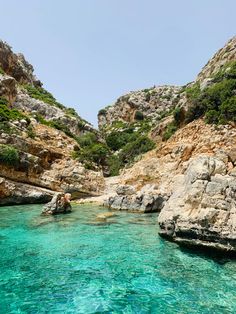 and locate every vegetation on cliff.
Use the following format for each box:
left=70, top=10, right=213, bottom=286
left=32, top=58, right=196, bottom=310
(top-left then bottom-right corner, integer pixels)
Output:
left=0, top=144, right=19, bottom=166
left=185, top=61, right=236, bottom=124
left=72, top=120, right=155, bottom=176
left=0, top=97, right=29, bottom=123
